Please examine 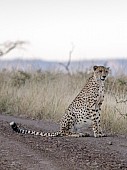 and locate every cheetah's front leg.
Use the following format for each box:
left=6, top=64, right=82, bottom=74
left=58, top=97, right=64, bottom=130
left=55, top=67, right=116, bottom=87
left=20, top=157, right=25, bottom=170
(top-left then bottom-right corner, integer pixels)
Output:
left=97, top=103, right=107, bottom=137
left=96, top=112, right=106, bottom=137
left=91, top=110, right=106, bottom=138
